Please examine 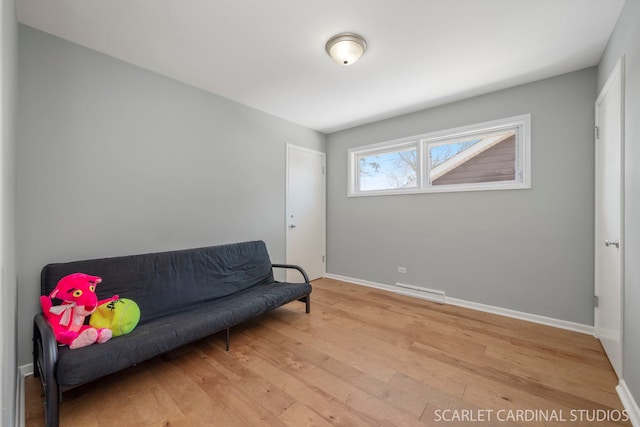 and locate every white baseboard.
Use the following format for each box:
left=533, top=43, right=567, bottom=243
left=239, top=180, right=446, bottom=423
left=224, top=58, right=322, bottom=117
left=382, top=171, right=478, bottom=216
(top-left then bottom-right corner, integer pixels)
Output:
left=618, top=380, right=640, bottom=427
left=324, top=273, right=594, bottom=335
left=445, top=296, right=593, bottom=335
left=19, top=363, right=33, bottom=377
left=17, top=364, right=33, bottom=427
left=324, top=274, right=392, bottom=292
